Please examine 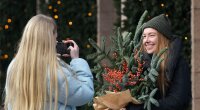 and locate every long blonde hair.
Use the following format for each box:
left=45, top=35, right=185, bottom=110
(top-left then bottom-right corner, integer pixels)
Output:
left=4, top=14, right=67, bottom=110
